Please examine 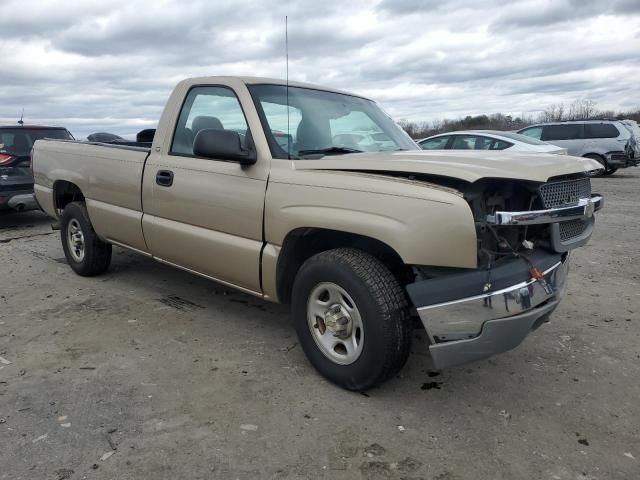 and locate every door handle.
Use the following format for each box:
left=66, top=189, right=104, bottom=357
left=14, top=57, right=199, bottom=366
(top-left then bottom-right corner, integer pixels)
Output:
left=156, top=170, right=174, bottom=187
